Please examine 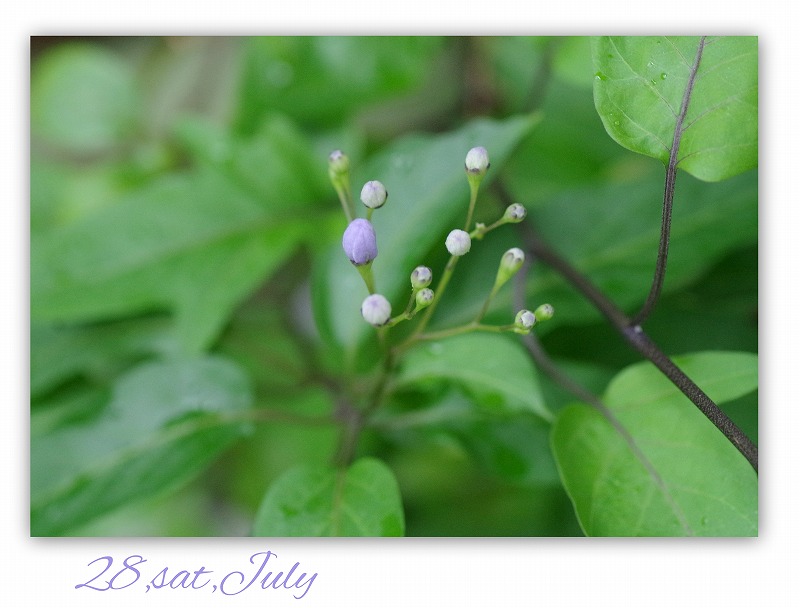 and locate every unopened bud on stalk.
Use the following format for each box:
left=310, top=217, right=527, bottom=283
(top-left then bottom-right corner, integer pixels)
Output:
left=445, top=229, right=471, bottom=256
left=410, top=265, right=432, bottom=289
left=361, top=294, right=392, bottom=327
left=465, top=146, right=490, bottom=177
left=494, top=247, right=526, bottom=290
left=360, top=180, right=388, bottom=209
left=504, top=203, right=527, bottom=223
left=328, top=150, right=350, bottom=179
left=415, top=288, right=434, bottom=309
left=342, top=219, right=378, bottom=266
left=534, top=303, right=555, bottom=321
left=514, top=309, right=537, bottom=333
